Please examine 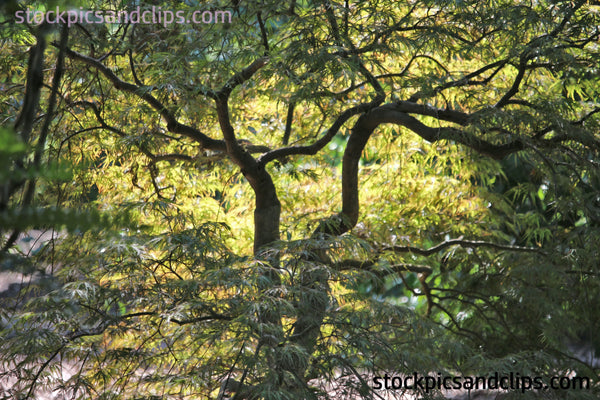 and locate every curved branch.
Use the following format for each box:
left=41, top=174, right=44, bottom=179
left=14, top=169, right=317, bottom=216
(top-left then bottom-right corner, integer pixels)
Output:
left=393, top=101, right=469, bottom=125
left=410, top=58, right=509, bottom=102
left=64, top=47, right=225, bottom=150
left=314, top=103, right=526, bottom=237
left=385, top=238, right=546, bottom=256
left=128, top=48, right=143, bottom=86
left=495, top=60, right=527, bottom=108
left=256, top=11, right=269, bottom=54
left=213, top=57, right=269, bottom=164
left=334, top=259, right=433, bottom=275
left=25, top=346, right=63, bottom=400
left=380, top=103, right=525, bottom=159
left=212, top=58, right=280, bottom=254
left=216, top=57, right=269, bottom=101
left=70, top=101, right=196, bottom=162
left=257, top=98, right=382, bottom=166
left=322, top=0, right=384, bottom=99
